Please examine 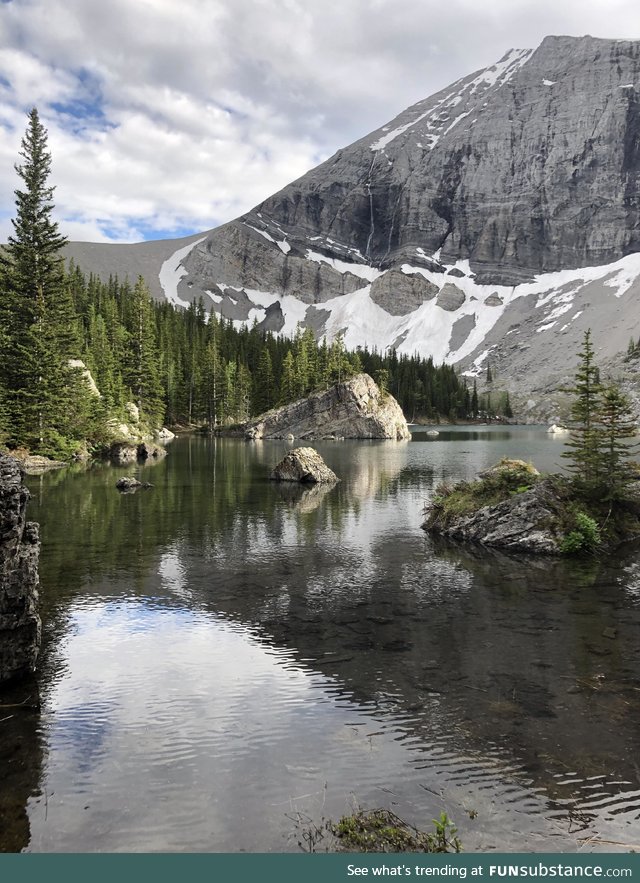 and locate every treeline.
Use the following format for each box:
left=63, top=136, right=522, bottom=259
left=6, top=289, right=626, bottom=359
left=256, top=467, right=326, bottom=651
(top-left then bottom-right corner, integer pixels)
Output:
left=0, top=108, right=498, bottom=459
left=66, top=264, right=478, bottom=429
